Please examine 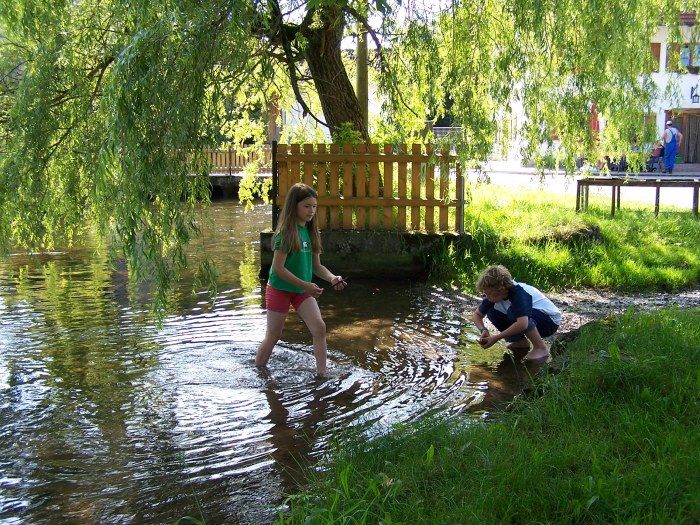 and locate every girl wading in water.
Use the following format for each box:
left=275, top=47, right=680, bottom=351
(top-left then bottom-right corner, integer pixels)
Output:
left=255, top=183, right=347, bottom=375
